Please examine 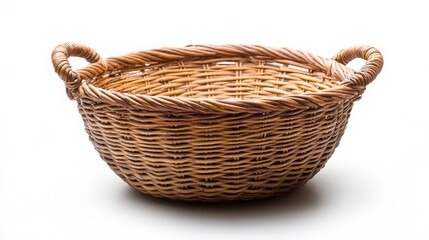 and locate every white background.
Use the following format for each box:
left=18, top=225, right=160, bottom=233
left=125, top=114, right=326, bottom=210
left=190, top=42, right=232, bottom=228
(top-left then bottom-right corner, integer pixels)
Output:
left=1, top=0, right=428, bottom=239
